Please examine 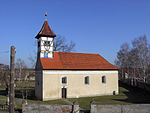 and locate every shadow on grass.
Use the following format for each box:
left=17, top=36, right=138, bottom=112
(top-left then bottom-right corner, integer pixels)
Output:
left=113, top=82, right=150, bottom=104
left=0, top=88, right=36, bottom=100
left=15, top=88, right=36, bottom=100
left=0, top=89, right=7, bottom=96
